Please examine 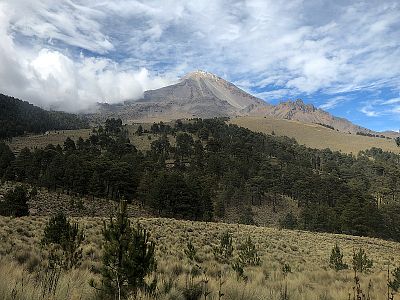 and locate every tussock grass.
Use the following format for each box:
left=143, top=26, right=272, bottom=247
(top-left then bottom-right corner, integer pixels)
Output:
left=0, top=216, right=399, bottom=299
